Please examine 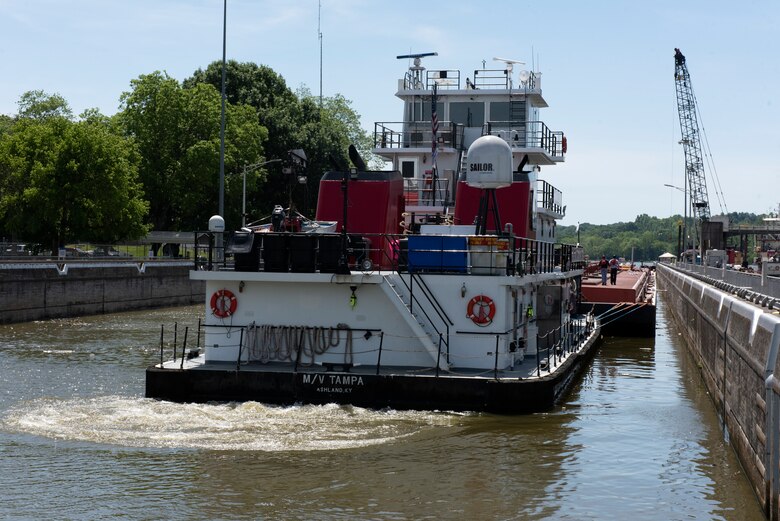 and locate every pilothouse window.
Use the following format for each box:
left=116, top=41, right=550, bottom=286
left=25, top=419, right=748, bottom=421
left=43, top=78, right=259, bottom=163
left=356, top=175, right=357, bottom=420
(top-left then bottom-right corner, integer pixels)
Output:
left=490, top=101, right=526, bottom=124
left=413, top=99, right=444, bottom=122
left=450, top=102, right=484, bottom=127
